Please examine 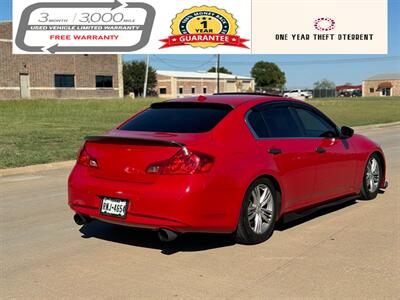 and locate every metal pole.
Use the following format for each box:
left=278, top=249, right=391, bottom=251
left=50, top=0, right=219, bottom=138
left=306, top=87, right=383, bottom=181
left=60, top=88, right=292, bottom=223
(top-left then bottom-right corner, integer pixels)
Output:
left=216, top=54, right=220, bottom=93
left=143, top=54, right=150, bottom=98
